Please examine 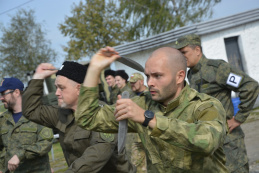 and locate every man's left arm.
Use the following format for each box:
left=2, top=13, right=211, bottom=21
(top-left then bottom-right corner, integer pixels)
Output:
left=217, top=63, right=259, bottom=128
